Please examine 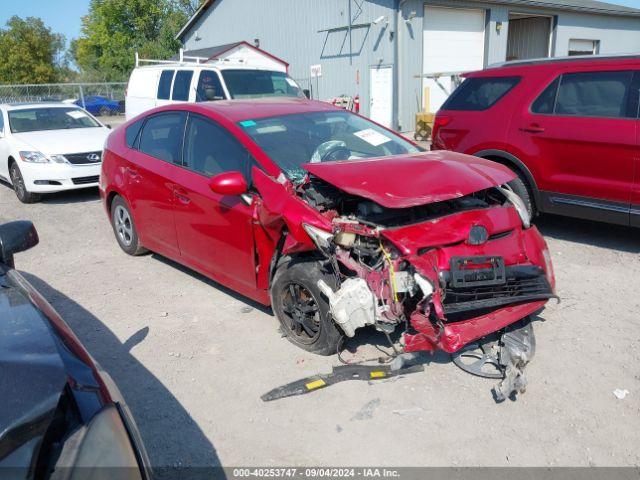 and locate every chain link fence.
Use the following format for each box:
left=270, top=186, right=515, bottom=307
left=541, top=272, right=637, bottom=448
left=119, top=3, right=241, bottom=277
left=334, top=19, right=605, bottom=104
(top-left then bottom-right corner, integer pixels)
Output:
left=0, top=82, right=127, bottom=116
